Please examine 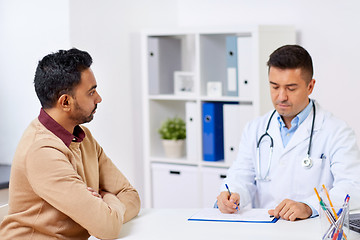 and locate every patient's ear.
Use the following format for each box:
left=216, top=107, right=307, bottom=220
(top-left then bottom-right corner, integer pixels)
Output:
left=58, top=94, right=73, bottom=112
